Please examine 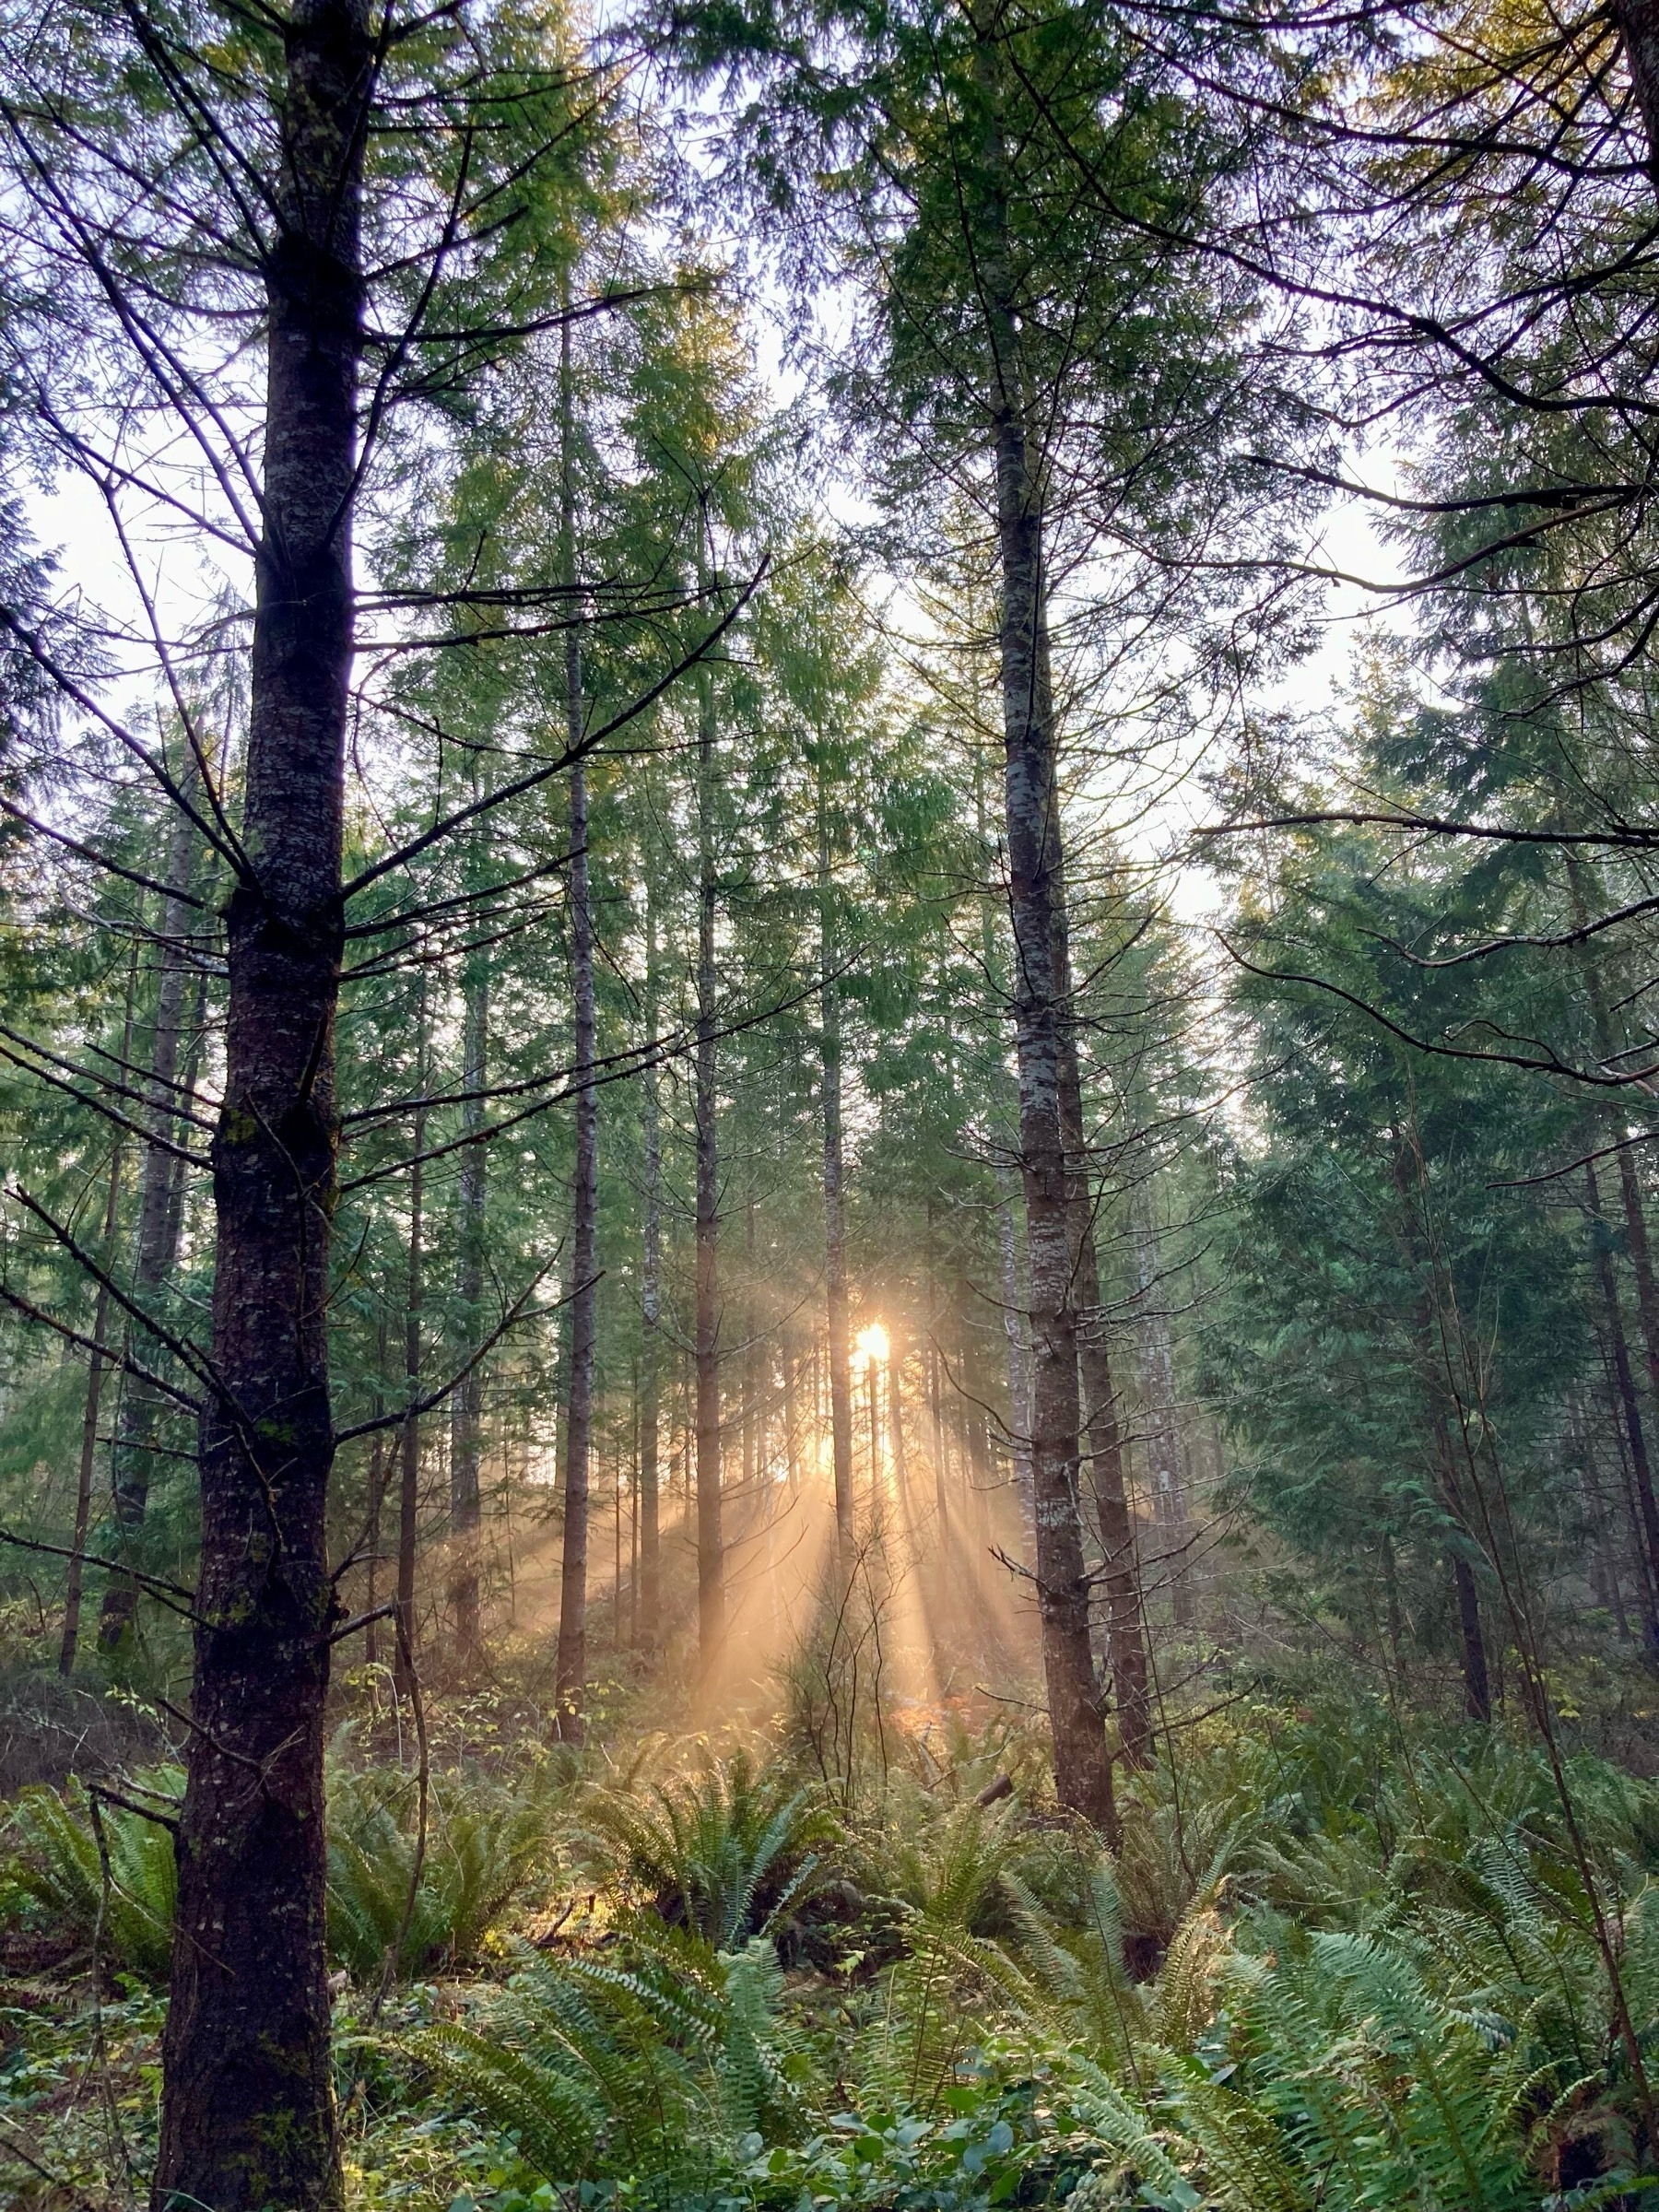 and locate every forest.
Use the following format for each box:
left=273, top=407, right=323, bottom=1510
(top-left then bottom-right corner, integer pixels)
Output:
left=3, top=0, right=1659, bottom=2206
